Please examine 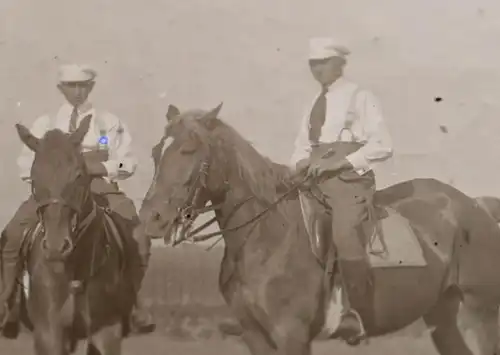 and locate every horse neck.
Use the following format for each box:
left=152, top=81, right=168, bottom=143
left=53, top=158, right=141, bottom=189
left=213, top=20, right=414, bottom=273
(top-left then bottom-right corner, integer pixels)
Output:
left=208, top=170, right=295, bottom=253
